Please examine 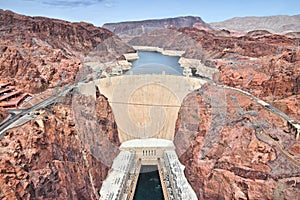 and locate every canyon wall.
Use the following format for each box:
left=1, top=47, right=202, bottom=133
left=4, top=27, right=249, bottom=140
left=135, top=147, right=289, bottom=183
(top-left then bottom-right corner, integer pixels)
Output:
left=0, top=9, right=134, bottom=94
left=175, top=84, right=300, bottom=199
left=0, top=91, right=119, bottom=199
left=175, top=28, right=299, bottom=119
